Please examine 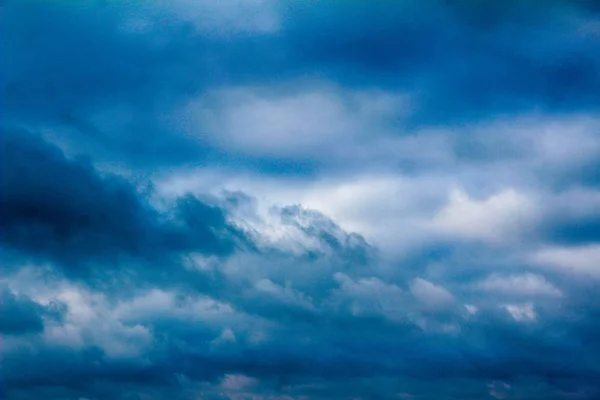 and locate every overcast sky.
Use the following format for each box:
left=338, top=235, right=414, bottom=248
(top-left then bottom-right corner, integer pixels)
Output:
left=2, top=1, right=600, bottom=399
